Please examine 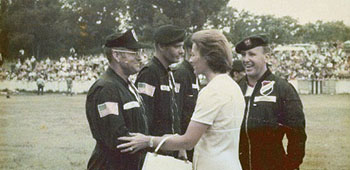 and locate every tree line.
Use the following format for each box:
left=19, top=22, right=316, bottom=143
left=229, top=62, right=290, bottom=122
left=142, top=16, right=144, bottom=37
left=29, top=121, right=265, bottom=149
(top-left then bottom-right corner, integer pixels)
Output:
left=1, top=0, right=350, bottom=62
